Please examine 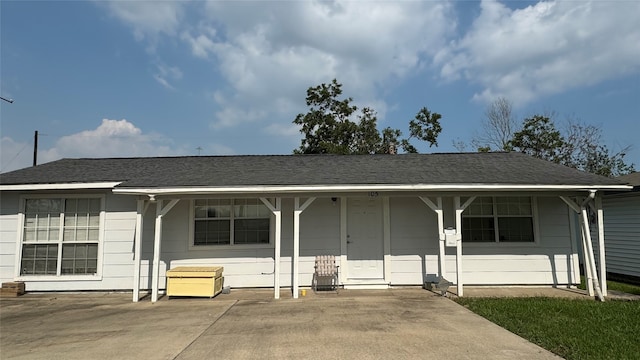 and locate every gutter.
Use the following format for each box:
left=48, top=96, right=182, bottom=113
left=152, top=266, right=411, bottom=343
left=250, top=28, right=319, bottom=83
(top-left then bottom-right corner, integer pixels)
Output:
left=0, top=182, right=122, bottom=191
left=111, top=183, right=633, bottom=196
